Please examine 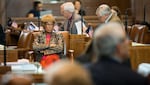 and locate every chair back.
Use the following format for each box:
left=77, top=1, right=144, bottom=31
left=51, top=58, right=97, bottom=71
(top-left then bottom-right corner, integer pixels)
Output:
left=17, top=31, right=33, bottom=50
left=57, top=31, right=70, bottom=56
